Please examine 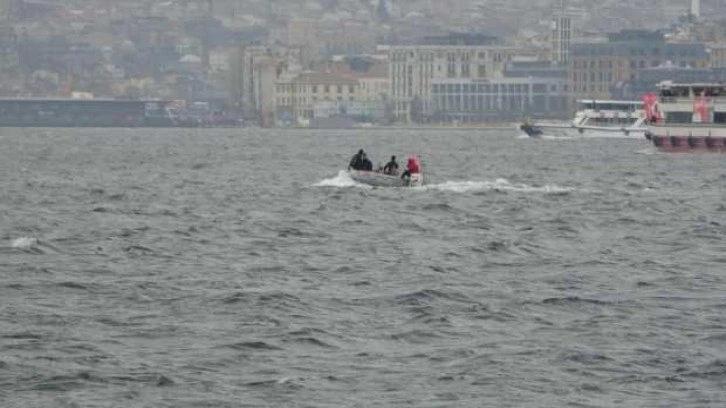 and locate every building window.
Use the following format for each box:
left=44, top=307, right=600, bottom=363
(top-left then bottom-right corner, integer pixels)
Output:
left=324, top=85, right=330, bottom=93
left=349, top=85, right=354, bottom=93
left=312, top=85, right=317, bottom=93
